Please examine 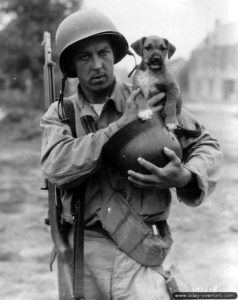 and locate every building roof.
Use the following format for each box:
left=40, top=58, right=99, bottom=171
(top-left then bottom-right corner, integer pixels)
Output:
left=196, top=20, right=238, bottom=50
